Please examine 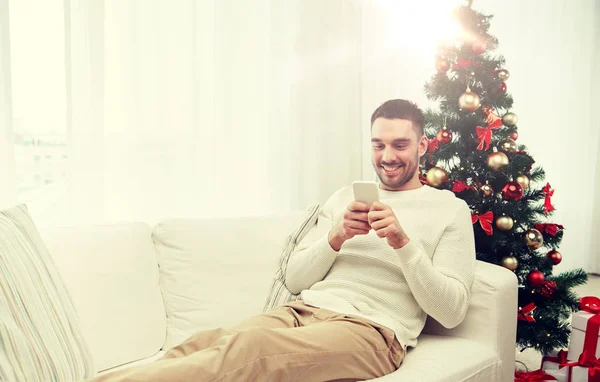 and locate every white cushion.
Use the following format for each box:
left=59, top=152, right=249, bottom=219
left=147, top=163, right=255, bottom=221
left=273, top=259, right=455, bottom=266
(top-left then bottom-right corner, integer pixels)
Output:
left=366, top=334, right=501, bottom=381
left=40, top=223, right=166, bottom=372
left=153, top=212, right=308, bottom=349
